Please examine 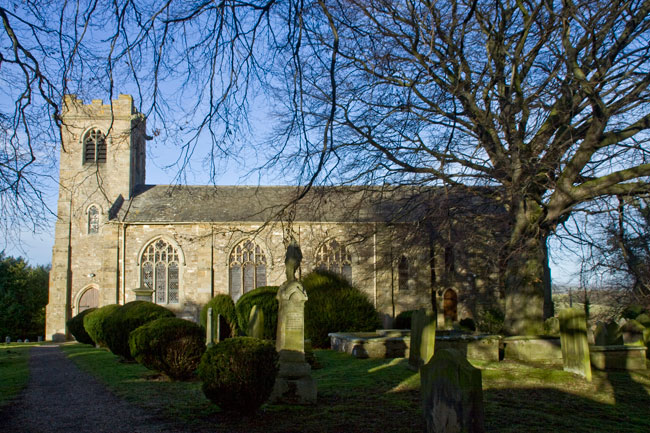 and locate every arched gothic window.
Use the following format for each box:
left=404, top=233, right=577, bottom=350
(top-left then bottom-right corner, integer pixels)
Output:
left=315, top=239, right=352, bottom=281
left=87, top=205, right=99, bottom=234
left=229, top=240, right=267, bottom=301
left=398, top=256, right=409, bottom=291
left=141, top=238, right=180, bottom=304
left=83, top=128, right=107, bottom=163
